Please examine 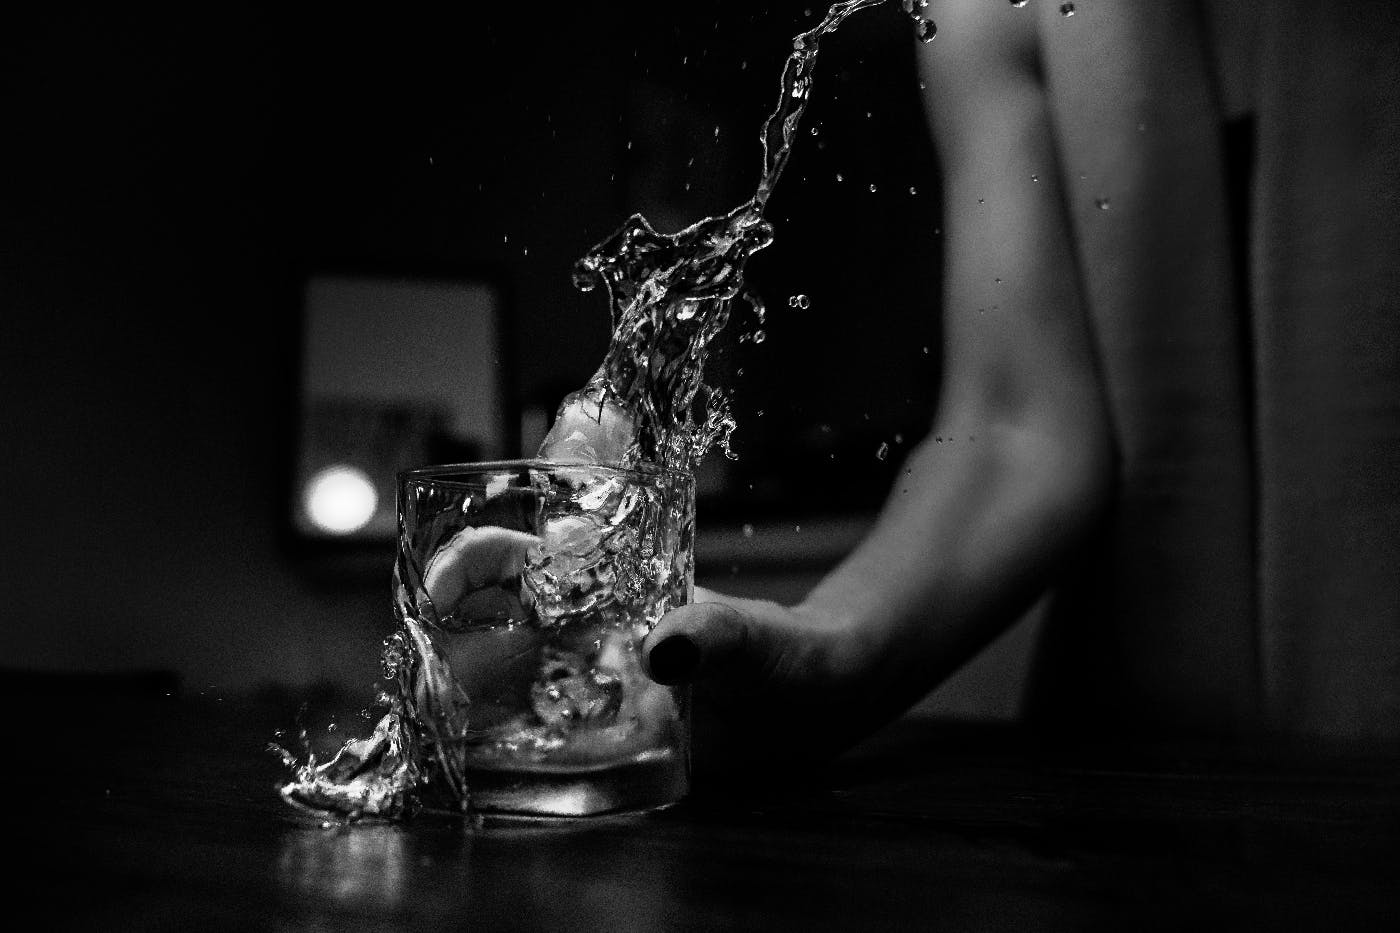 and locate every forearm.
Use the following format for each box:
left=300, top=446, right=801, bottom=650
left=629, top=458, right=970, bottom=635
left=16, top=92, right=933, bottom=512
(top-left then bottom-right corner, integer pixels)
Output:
left=800, top=409, right=1111, bottom=711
